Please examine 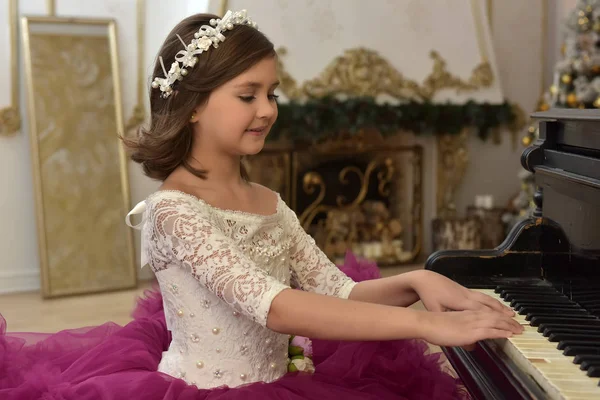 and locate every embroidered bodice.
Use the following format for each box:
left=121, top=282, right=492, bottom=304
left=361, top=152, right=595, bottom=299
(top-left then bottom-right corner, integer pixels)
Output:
left=126, top=190, right=356, bottom=389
